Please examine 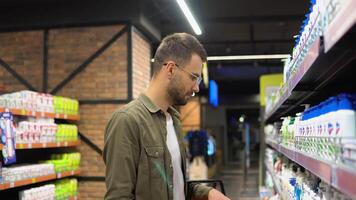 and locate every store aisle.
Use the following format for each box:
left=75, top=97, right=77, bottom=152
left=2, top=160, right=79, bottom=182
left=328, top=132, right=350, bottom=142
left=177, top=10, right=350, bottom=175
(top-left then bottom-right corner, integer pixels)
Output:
left=217, top=164, right=260, bottom=200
